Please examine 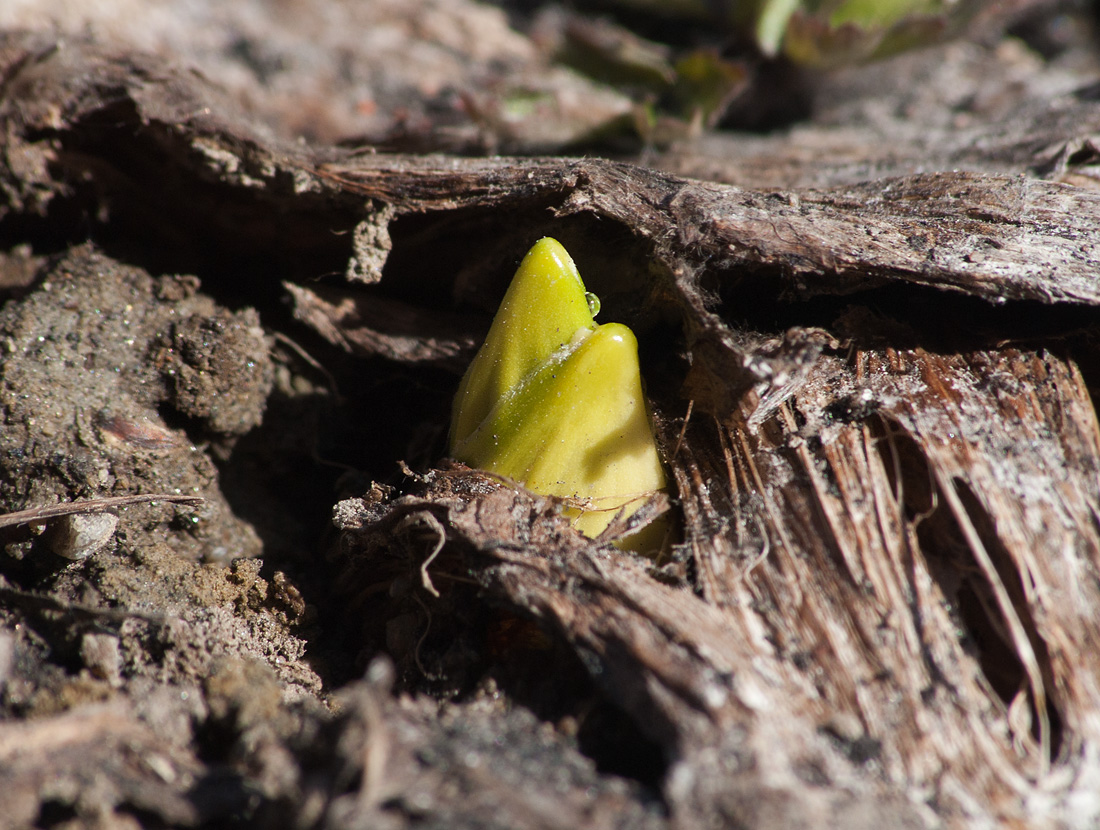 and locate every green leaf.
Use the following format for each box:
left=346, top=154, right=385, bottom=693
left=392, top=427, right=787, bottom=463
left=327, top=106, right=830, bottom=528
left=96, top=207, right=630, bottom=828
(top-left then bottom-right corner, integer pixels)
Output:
left=755, top=0, right=802, bottom=56
left=782, top=0, right=968, bottom=66
left=450, top=238, right=667, bottom=544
